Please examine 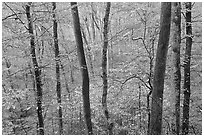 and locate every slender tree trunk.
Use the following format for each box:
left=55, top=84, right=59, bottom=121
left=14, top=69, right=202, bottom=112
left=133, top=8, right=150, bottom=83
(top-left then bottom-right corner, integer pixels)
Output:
left=138, top=83, right=142, bottom=133
left=102, top=2, right=112, bottom=135
left=70, top=2, right=93, bottom=135
left=149, top=2, right=171, bottom=135
left=60, top=64, right=70, bottom=97
left=81, top=26, right=89, bottom=45
left=172, top=2, right=181, bottom=135
left=52, top=2, right=63, bottom=135
left=147, top=91, right=151, bottom=134
left=25, top=2, right=44, bottom=135
left=182, top=2, right=192, bottom=135
left=29, top=63, right=39, bottom=134
left=51, top=112, right=55, bottom=134
left=147, top=51, right=154, bottom=134
left=84, top=17, right=91, bottom=42
left=91, top=2, right=96, bottom=42
left=81, top=26, right=95, bottom=77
